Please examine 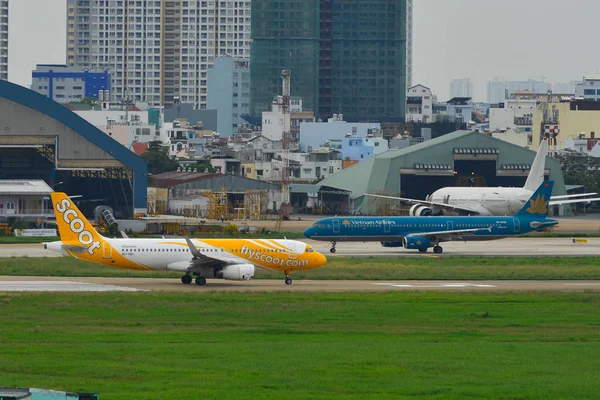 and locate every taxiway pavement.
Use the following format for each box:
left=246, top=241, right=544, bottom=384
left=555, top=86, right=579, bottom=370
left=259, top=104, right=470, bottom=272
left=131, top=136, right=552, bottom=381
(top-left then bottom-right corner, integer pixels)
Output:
left=3, top=237, right=597, bottom=258
left=1, top=276, right=600, bottom=292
